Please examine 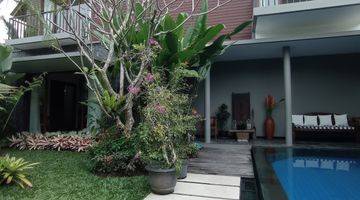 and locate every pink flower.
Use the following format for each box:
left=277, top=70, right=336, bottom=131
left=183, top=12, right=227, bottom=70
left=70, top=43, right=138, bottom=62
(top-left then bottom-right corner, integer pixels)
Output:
left=154, top=104, right=166, bottom=114
left=145, top=73, right=154, bottom=83
left=128, top=85, right=141, bottom=95
left=148, top=38, right=158, bottom=46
